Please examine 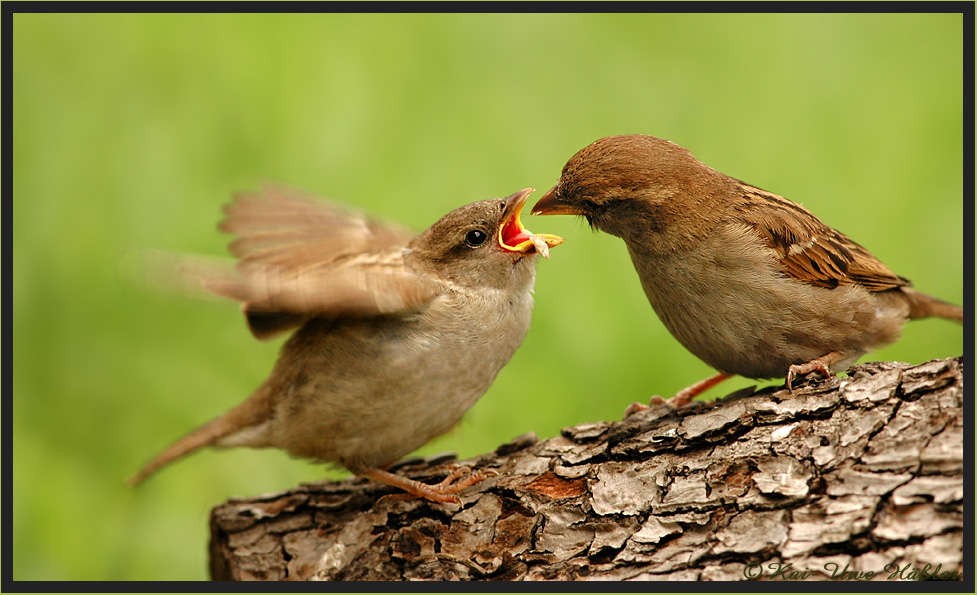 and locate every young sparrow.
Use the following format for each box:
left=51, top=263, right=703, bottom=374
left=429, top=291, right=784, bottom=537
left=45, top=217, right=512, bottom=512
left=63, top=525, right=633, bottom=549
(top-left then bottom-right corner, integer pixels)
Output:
left=532, top=134, right=962, bottom=407
left=129, top=185, right=563, bottom=503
